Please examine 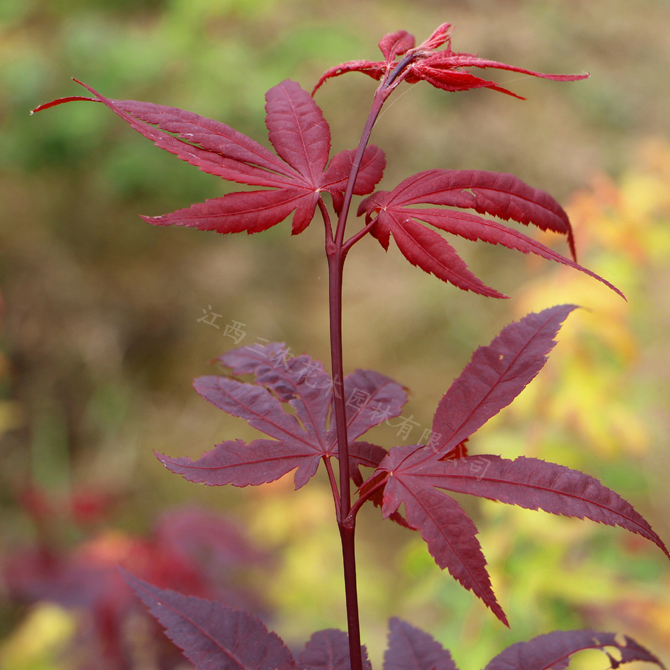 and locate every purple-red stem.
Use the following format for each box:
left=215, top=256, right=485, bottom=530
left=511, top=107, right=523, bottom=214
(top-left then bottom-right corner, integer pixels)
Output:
left=327, top=88, right=386, bottom=670
left=324, top=457, right=341, bottom=514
